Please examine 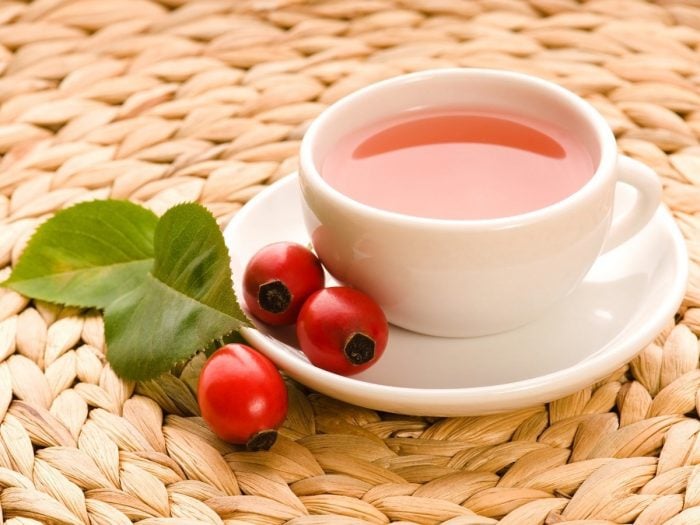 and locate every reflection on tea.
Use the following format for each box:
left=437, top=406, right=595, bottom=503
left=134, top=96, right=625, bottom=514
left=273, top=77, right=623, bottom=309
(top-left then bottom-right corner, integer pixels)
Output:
left=322, top=109, right=594, bottom=220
